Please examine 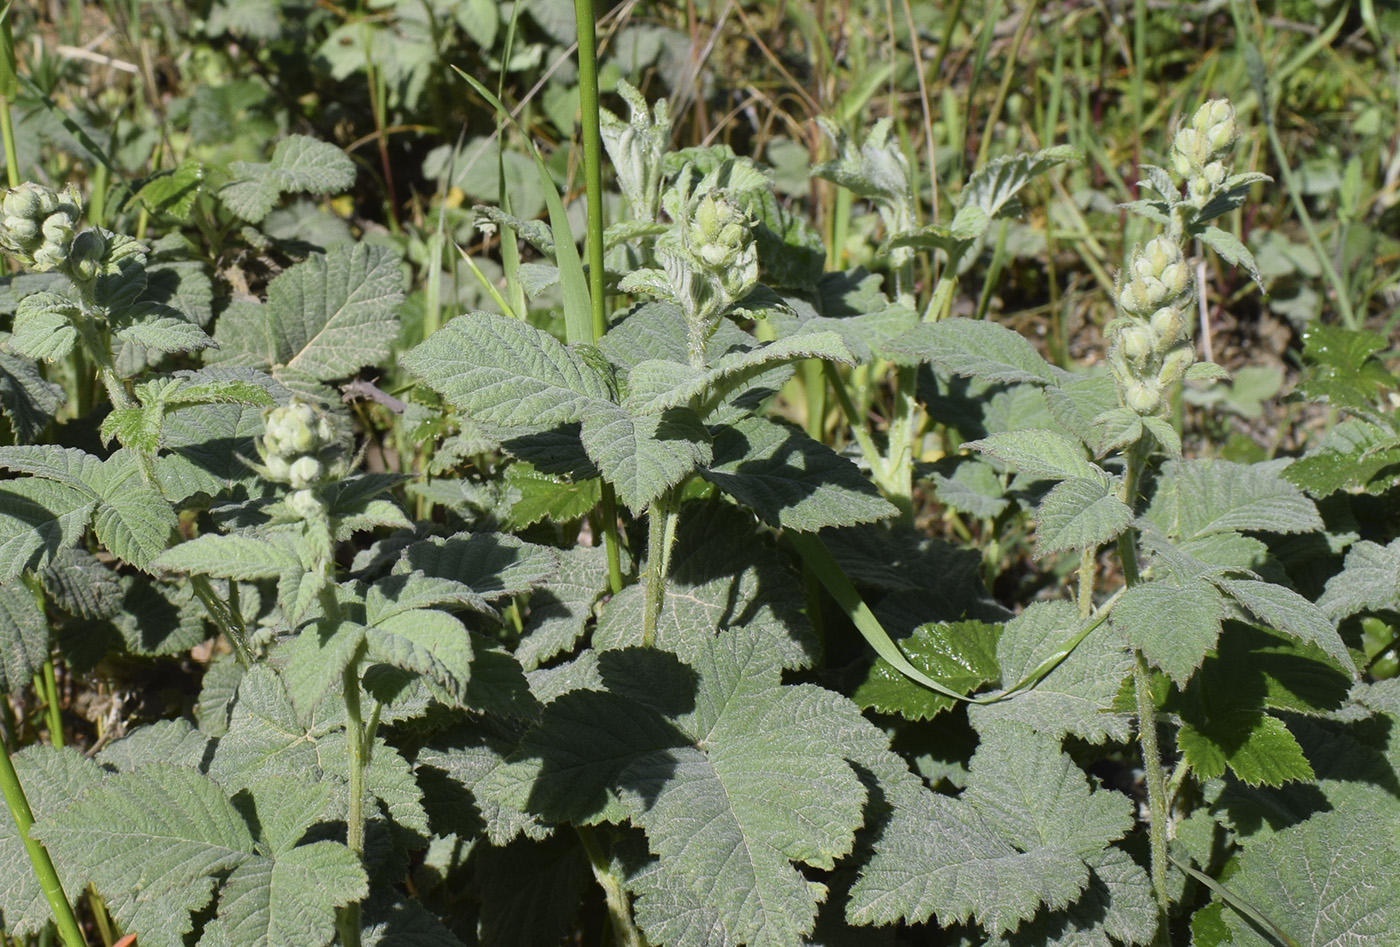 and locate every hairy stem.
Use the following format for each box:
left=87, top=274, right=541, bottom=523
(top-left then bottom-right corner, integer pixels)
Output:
left=641, top=489, right=680, bottom=649
left=1117, top=443, right=1169, bottom=922
left=882, top=364, right=921, bottom=523
left=337, top=655, right=366, bottom=947
left=576, top=826, right=648, bottom=947
left=0, top=747, right=87, bottom=947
